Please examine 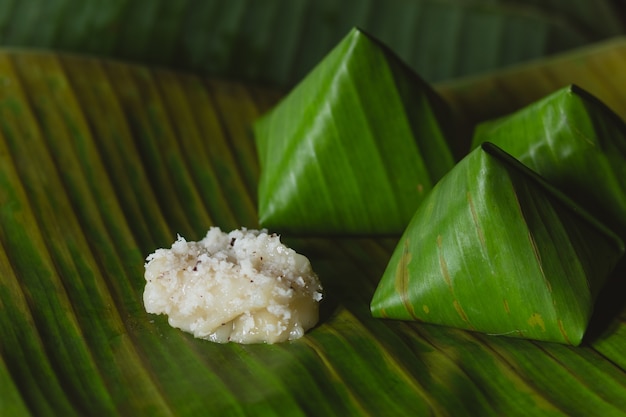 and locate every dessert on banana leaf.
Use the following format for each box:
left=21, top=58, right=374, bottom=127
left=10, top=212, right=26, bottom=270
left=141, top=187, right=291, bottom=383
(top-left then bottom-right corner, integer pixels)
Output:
left=471, top=84, right=626, bottom=241
left=370, top=143, right=624, bottom=345
left=254, top=27, right=455, bottom=235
